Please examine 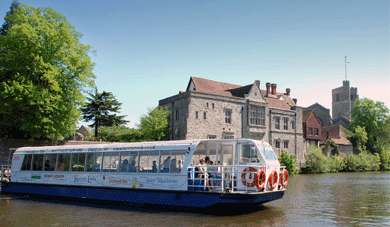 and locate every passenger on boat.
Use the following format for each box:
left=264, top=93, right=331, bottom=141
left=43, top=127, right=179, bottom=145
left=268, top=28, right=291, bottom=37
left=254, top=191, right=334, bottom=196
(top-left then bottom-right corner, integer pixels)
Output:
left=170, top=159, right=180, bottom=173
left=209, top=161, right=222, bottom=186
left=120, top=159, right=129, bottom=172
left=196, top=158, right=214, bottom=191
left=205, top=157, right=215, bottom=191
left=152, top=161, right=158, bottom=172
left=129, top=161, right=137, bottom=172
